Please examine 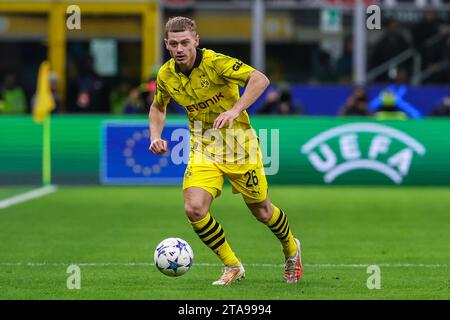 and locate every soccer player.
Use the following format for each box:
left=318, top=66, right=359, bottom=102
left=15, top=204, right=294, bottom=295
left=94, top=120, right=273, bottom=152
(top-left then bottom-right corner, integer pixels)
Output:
left=149, top=16, right=302, bottom=285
